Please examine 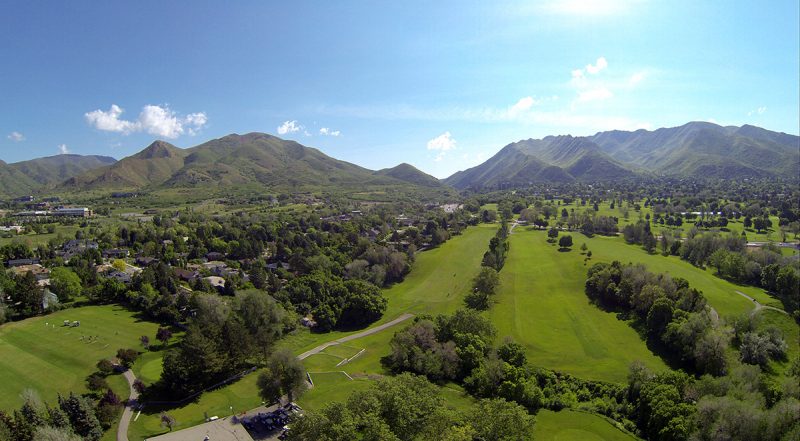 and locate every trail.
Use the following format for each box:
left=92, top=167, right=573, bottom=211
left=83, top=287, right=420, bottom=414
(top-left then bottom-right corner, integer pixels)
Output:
left=117, top=368, right=139, bottom=441
left=734, top=290, right=789, bottom=316
left=298, top=313, right=414, bottom=360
